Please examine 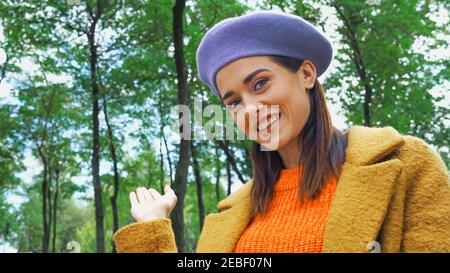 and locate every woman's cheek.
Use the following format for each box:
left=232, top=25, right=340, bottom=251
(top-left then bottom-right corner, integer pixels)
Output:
left=232, top=112, right=249, bottom=136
